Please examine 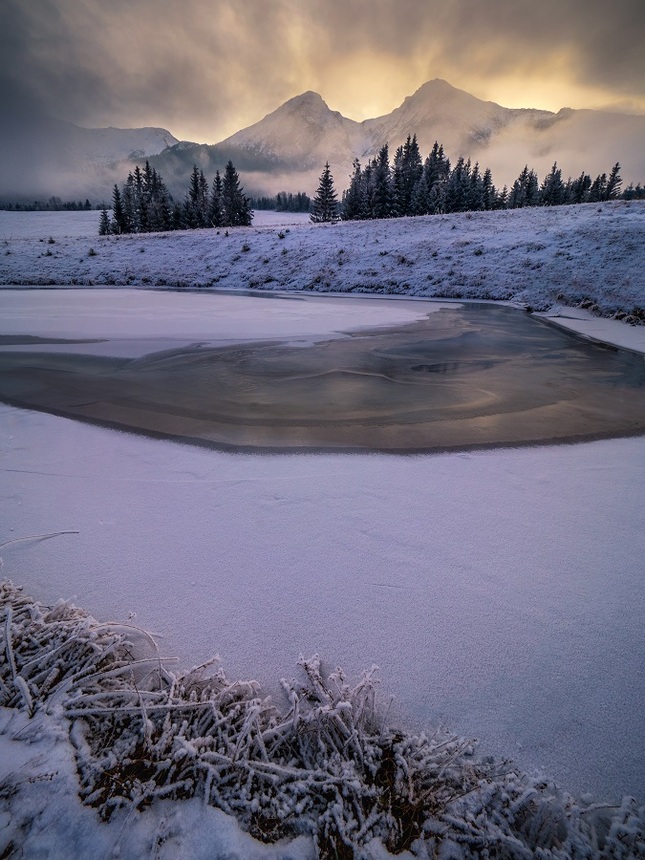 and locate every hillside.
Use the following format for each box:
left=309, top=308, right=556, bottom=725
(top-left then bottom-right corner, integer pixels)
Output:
left=1, top=201, right=643, bottom=323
